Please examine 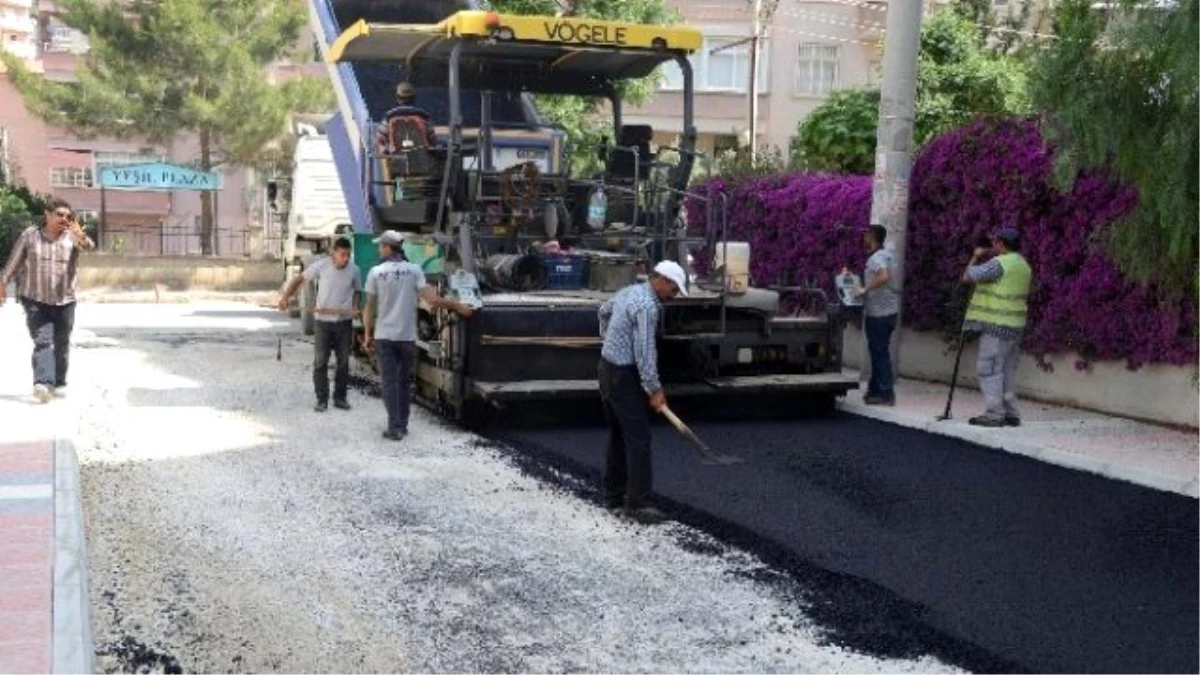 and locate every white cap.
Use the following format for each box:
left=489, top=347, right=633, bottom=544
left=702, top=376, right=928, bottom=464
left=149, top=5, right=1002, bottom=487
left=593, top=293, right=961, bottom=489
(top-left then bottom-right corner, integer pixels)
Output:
left=373, top=230, right=408, bottom=246
left=653, top=260, right=689, bottom=297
